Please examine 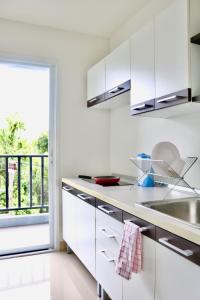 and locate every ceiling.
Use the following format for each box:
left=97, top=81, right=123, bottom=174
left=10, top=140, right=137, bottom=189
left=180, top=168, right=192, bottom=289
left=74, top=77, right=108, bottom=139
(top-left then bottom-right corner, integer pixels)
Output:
left=0, top=0, right=149, bottom=38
